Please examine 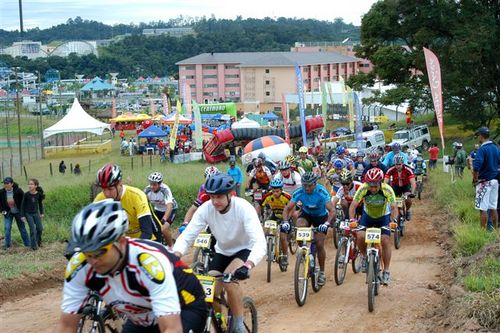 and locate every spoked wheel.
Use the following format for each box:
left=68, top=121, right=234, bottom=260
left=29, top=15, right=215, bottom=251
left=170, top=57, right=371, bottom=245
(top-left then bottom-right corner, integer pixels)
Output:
left=288, top=230, right=298, bottom=255
left=266, top=237, right=274, bottom=283
left=242, top=296, right=258, bottom=333
left=333, top=225, right=342, bottom=250
left=367, top=253, right=376, bottom=312
left=191, top=248, right=204, bottom=274
left=278, top=242, right=288, bottom=272
left=334, top=238, right=349, bottom=285
left=351, top=242, right=362, bottom=273
left=77, top=300, right=105, bottom=333
left=394, top=225, right=401, bottom=249
left=311, top=252, right=322, bottom=293
left=400, top=219, right=405, bottom=237
left=417, top=182, right=423, bottom=200
left=294, top=250, right=308, bottom=306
